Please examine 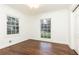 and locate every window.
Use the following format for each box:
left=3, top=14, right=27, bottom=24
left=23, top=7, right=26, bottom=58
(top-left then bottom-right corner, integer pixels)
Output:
left=41, top=18, right=51, bottom=38
left=7, top=16, right=19, bottom=34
